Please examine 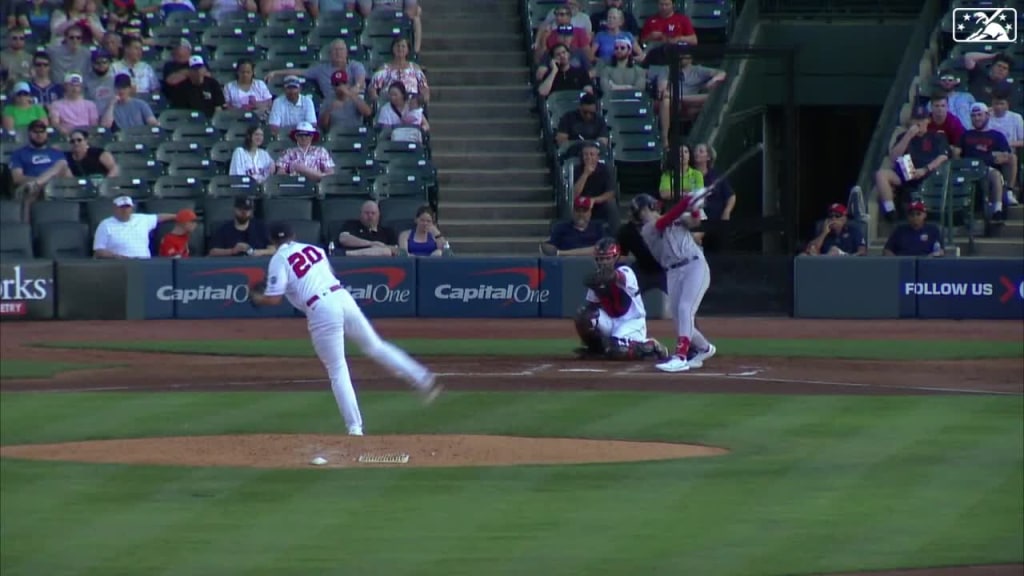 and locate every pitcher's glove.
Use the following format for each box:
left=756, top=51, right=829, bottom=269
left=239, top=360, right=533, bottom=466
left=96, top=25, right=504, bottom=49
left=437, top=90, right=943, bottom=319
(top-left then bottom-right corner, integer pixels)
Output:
left=248, top=280, right=267, bottom=308
left=583, top=267, right=618, bottom=299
